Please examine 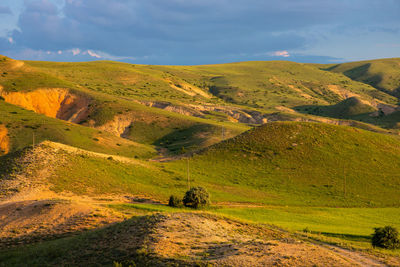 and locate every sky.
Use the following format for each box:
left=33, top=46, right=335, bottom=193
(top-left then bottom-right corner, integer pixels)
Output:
left=0, top=0, right=399, bottom=65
